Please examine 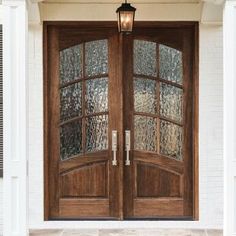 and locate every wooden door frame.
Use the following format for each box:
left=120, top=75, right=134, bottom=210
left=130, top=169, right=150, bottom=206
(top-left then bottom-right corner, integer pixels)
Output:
left=43, top=21, right=199, bottom=221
